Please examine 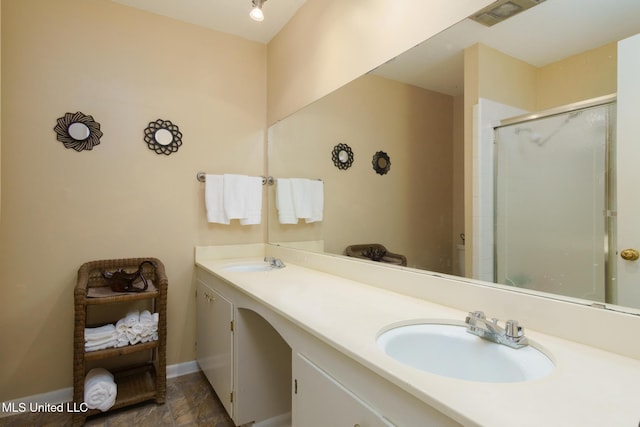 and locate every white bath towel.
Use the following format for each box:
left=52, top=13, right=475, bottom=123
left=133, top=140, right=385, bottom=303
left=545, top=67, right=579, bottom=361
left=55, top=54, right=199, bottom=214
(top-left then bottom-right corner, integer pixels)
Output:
left=84, top=368, right=117, bottom=412
left=205, top=174, right=230, bottom=224
left=305, top=180, right=324, bottom=223
left=276, top=178, right=297, bottom=224
left=239, top=176, right=263, bottom=225
left=85, top=324, right=117, bottom=341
